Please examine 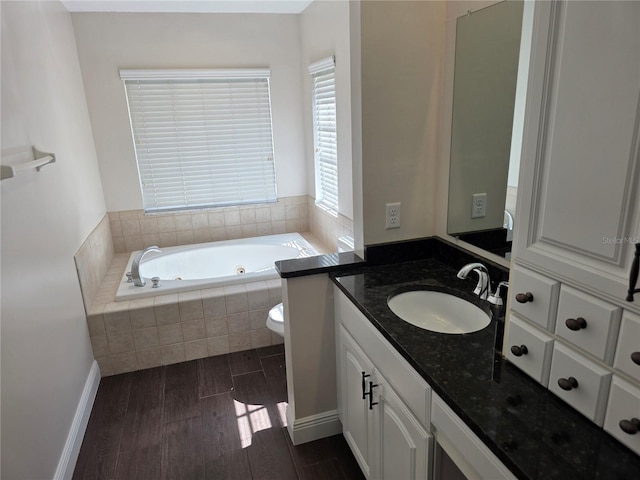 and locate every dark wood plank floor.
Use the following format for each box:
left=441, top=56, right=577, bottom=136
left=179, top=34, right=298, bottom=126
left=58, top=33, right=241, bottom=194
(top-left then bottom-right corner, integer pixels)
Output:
left=73, top=345, right=364, bottom=480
